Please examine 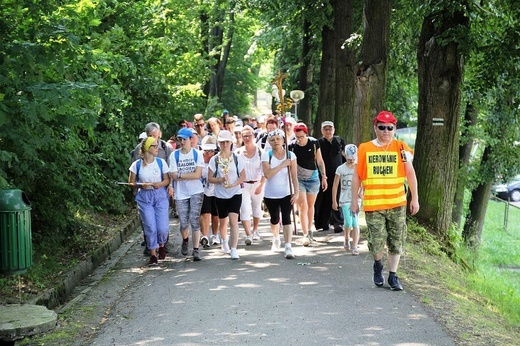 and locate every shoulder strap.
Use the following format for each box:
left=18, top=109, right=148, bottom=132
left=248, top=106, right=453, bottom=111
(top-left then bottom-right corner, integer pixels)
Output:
left=233, top=153, right=239, bottom=172
left=213, top=154, right=219, bottom=177
left=268, top=150, right=273, bottom=165
left=174, top=149, right=180, bottom=164
left=156, top=158, right=164, bottom=181
left=136, top=159, right=142, bottom=180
